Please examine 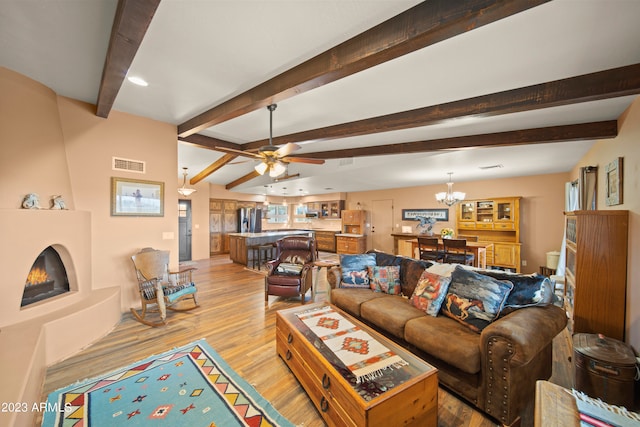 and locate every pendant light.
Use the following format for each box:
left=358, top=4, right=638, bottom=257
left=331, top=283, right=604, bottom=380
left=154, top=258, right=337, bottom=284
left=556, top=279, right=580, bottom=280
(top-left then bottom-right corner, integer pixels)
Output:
left=178, top=167, right=196, bottom=197
left=435, top=172, right=465, bottom=206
